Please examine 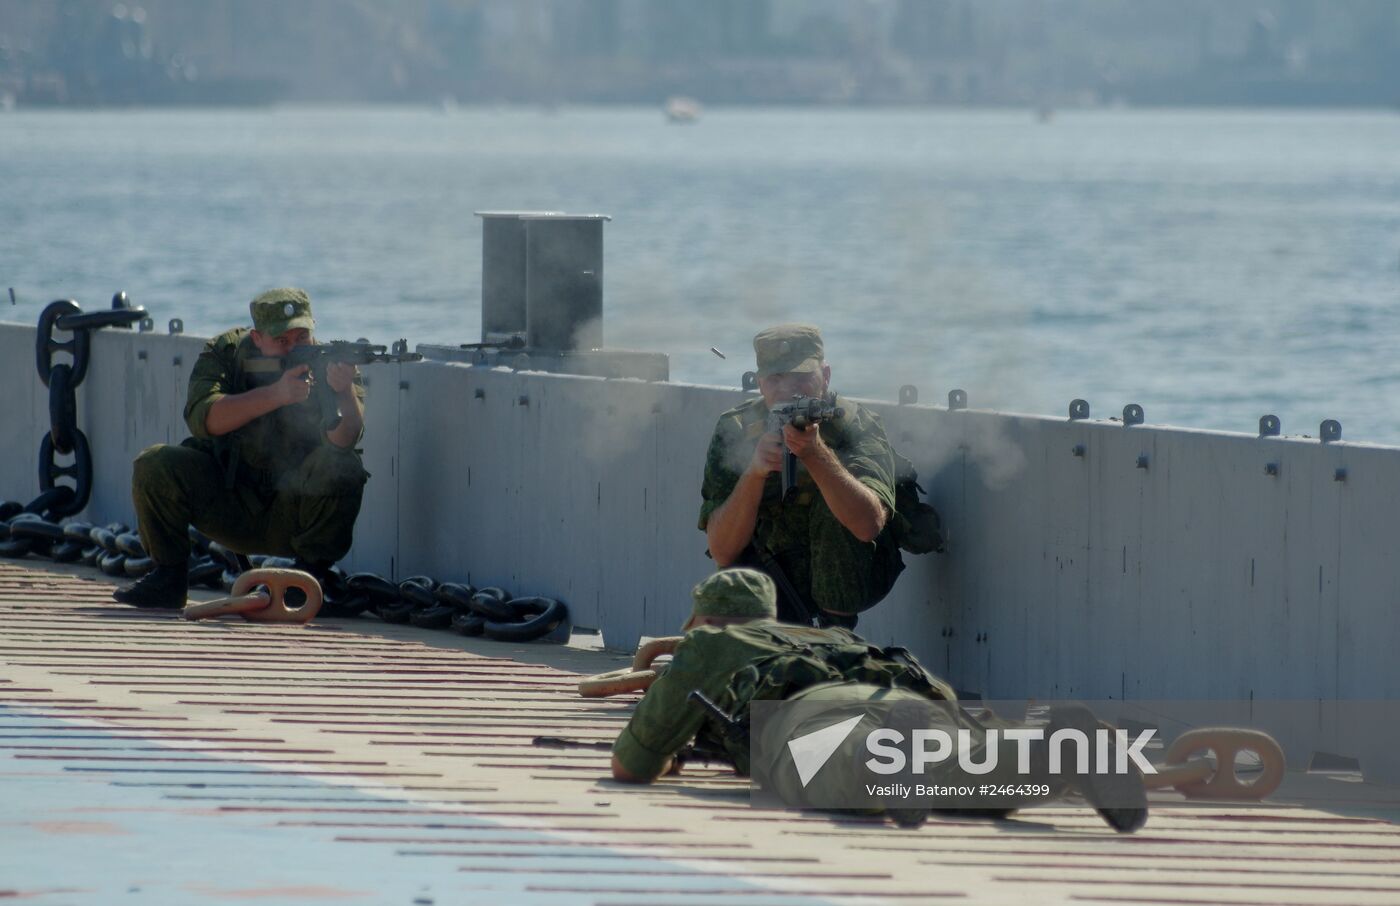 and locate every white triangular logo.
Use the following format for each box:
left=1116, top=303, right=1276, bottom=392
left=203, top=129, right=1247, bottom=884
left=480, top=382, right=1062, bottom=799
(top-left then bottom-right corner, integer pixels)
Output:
left=786, top=714, right=865, bottom=788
